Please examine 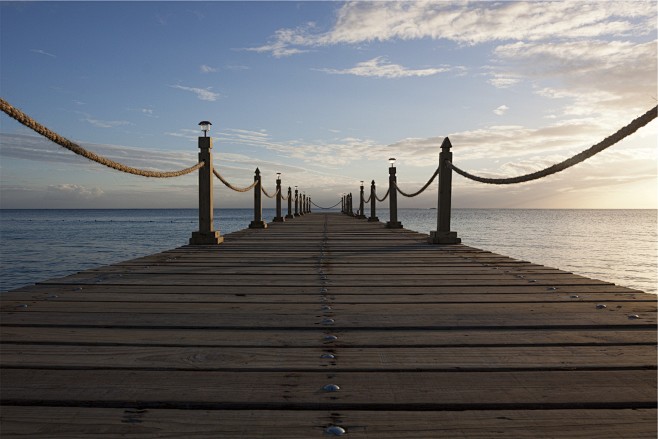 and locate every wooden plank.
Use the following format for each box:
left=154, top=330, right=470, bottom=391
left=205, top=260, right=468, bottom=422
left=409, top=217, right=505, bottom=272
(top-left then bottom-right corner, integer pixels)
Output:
left=2, top=327, right=655, bottom=347
left=2, top=369, right=655, bottom=408
left=2, top=302, right=655, bottom=328
left=2, top=407, right=655, bottom=438
left=2, top=345, right=654, bottom=371
left=2, top=291, right=652, bottom=303
left=7, top=283, right=641, bottom=296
